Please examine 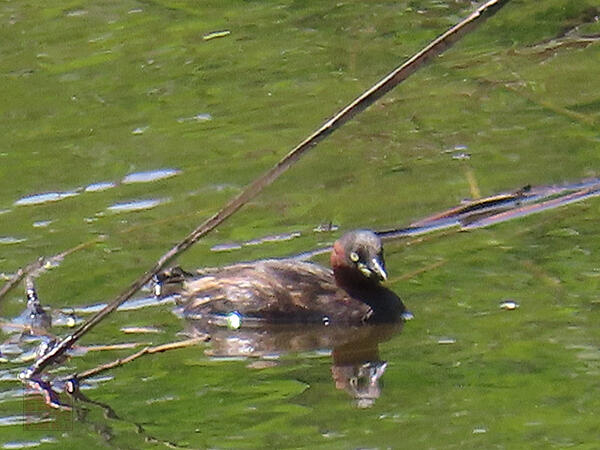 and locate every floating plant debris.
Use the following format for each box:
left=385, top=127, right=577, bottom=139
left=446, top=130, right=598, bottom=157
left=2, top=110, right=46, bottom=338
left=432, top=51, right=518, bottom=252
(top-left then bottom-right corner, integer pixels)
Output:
left=14, top=191, right=79, bottom=206
left=499, top=300, right=519, bottom=310
left=452, top=152, right=471, bottom=160
left=203, top=30, right=231, bottom=41
left=131, top=126, right=149, bottom=135
left=120, top=326, right=163, bottom=334
left=313, top=223, right=339, bottom=233
left=122, top=169, right=180, bottom=184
